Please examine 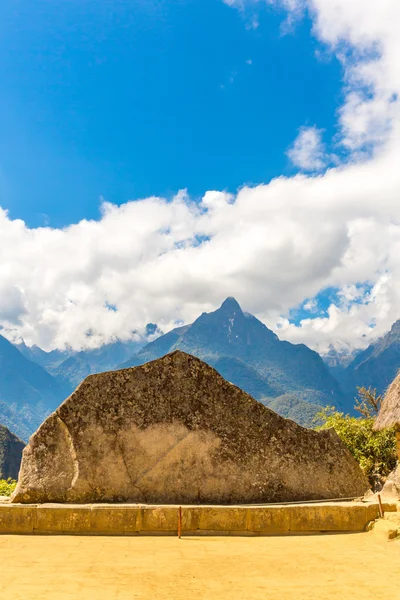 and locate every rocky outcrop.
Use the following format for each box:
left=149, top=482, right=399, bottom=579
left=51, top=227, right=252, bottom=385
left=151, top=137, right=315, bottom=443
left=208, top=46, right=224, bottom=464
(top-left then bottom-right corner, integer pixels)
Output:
left=0, top=424, right=25, bottom=480
left=380, top=464, right=400, bottom=500
left=12, top=351, right=369, bottom=504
